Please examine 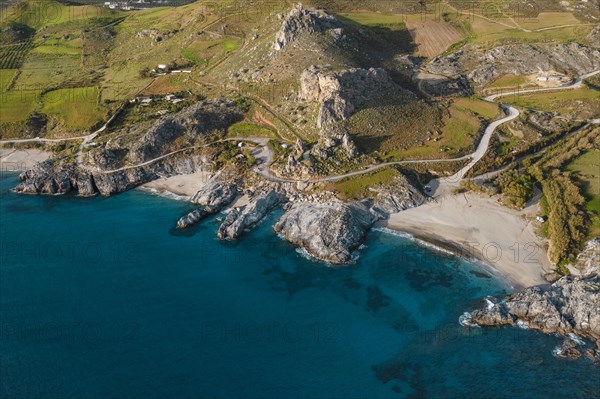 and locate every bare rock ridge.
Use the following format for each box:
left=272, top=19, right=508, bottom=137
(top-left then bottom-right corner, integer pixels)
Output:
left=128, top=100, right=243, bottom=164
left=464, top=238, right=600, bottom=354
left=274, top=201, right=378, bottom=264
left=428, top=43, right=600, bottom=86
left=273, top=3, right=342, bottom=51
